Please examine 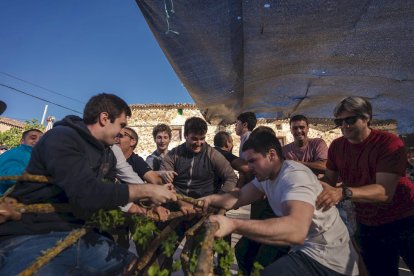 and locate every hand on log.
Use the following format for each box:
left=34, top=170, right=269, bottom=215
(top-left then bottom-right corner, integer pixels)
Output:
left=152, top=206, right=171, bottom=222
left=176, top=194, right=220, bottom=214
left=178, top=200, right=197, bottom=215
left=0, top=201, right=21, bottom=224
left=127, top=203, right=148, bottom=215
left=207, top=214, right=234, bottom=238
